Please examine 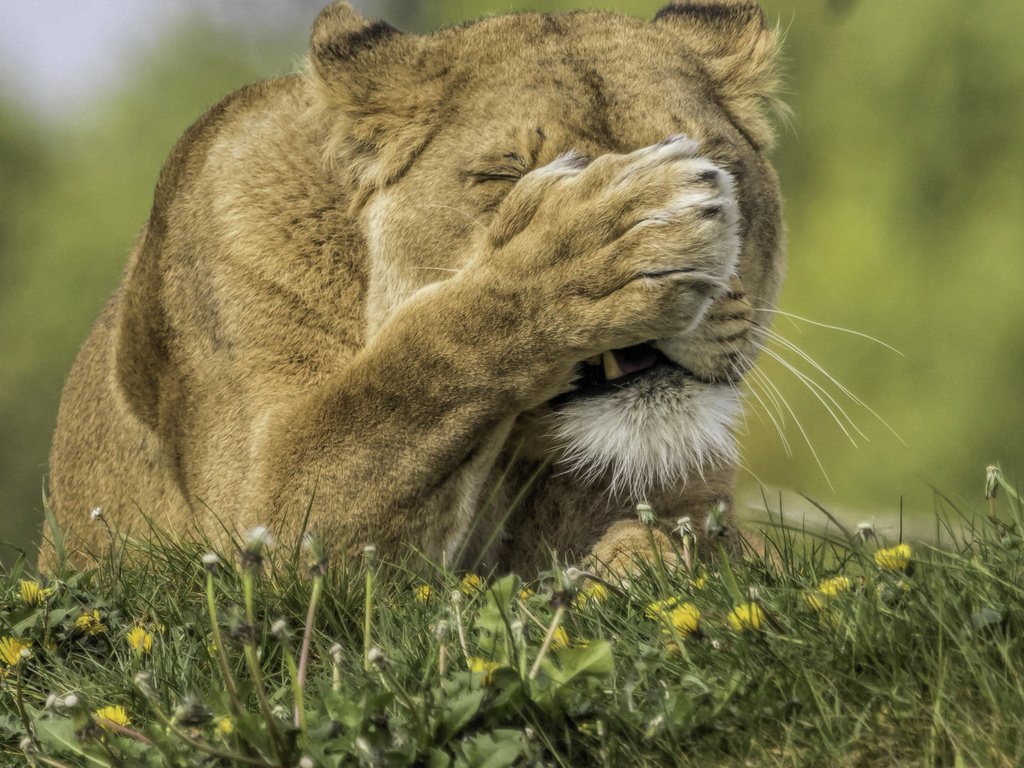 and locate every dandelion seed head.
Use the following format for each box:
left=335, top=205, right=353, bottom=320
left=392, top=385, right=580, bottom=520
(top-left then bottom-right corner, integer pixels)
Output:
left=433, top=621, right=450, bottom=641
left=367, top=646, right=386, bottom=669
left=134, top=671, right=155, bottom=694
left=564, top=567, right=585, bottom=583
left=244, top=526, right=274, bottom=552
left=90, top=507, right=103, bottom=521
left=856, top=522, right=876, bottom=542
